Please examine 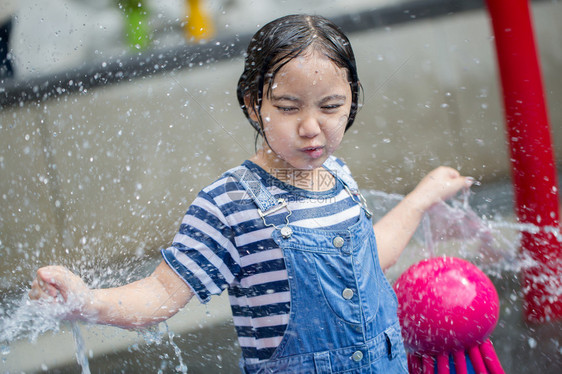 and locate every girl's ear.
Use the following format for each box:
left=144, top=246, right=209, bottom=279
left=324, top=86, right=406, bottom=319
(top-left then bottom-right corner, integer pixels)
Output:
left=244, top=94, right=259, bottom=122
